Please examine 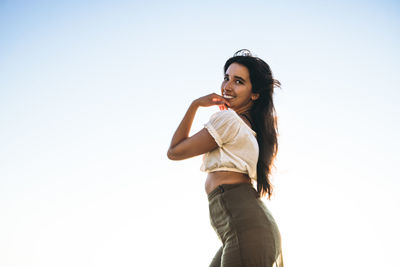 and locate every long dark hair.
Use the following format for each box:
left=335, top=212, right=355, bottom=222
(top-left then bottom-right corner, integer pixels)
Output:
left=224, top=49, right=280, bottom=199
